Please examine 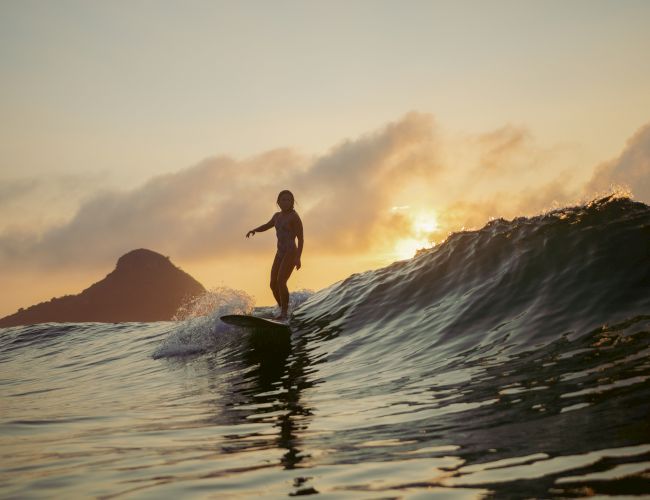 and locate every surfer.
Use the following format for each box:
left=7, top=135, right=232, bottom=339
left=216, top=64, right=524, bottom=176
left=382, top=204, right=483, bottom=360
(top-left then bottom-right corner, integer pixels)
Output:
left=246, top=190, right=303, bottom=321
